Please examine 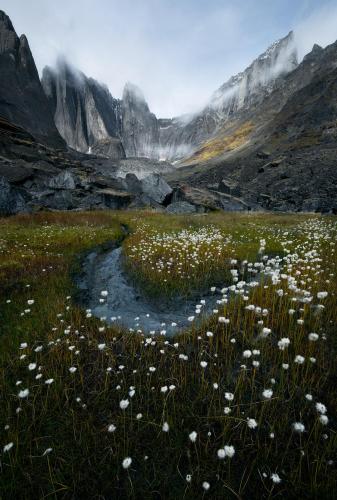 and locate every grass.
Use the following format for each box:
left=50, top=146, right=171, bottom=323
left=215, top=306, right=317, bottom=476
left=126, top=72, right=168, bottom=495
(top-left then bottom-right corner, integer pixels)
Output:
left=0, top=210, right=336, bottom=499
left=184, top=121, right=254, bottom=164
